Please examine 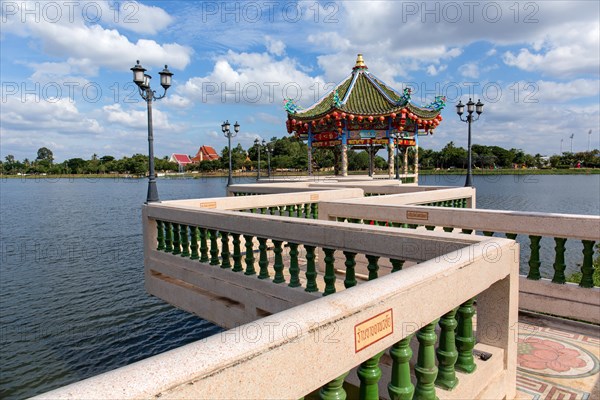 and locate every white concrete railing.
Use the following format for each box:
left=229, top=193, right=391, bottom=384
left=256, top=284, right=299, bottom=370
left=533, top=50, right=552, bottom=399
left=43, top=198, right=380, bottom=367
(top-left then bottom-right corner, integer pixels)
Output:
left=318, top=199, right=600, bottom=323
left=36, top=210, right=519, bottom=399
